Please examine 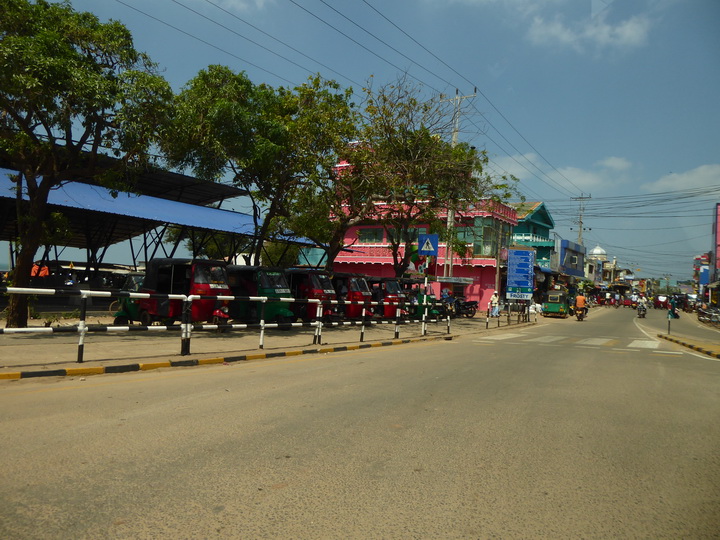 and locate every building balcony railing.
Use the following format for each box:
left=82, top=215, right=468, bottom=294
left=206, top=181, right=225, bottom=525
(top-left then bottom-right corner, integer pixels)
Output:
left=513, top=233, right=551, bottom=243
left=334, top=243, right=498, bottom=267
